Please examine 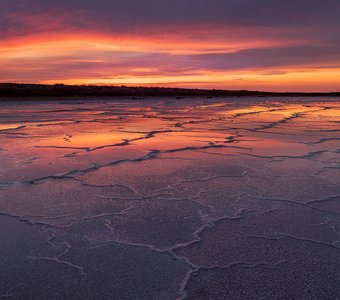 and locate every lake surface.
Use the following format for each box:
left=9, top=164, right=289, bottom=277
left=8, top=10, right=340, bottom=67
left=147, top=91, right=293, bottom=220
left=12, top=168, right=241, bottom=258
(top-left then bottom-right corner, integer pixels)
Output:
left=0, top=97, right=340, bottom=299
